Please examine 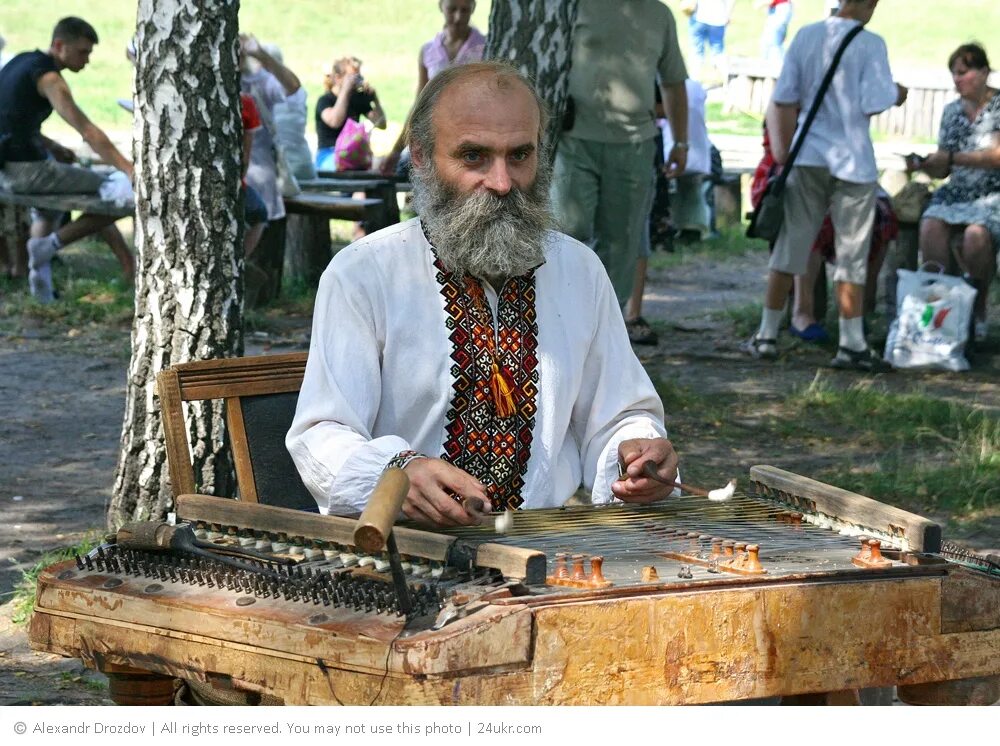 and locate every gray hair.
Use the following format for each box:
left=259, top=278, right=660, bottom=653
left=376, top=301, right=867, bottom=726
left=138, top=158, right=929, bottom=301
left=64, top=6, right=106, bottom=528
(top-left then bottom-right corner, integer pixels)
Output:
left=405, top=61, right=550, bottom=161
